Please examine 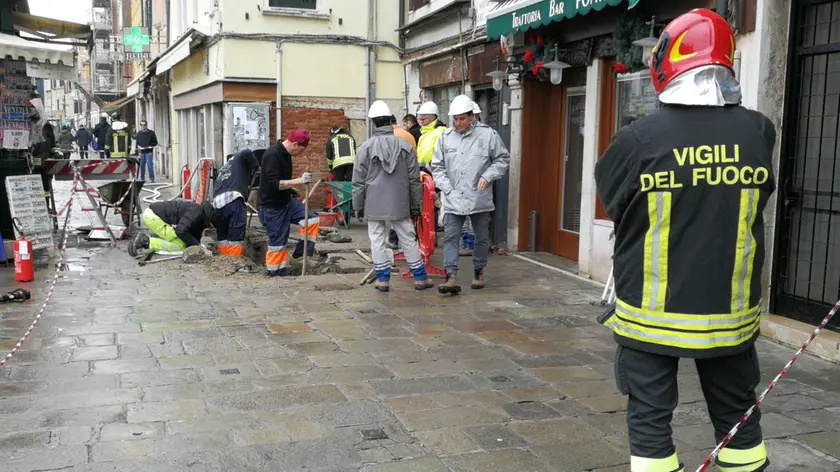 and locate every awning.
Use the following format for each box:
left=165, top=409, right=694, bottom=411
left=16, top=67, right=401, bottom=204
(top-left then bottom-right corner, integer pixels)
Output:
left=156, top=27, right=209, bottom=74
left=102, top=95, right=135, bottom=113
left=0, top=32, right=74, bottom=66
left=14, top=12, right=91, bottom=39
left=487, top=0, right=641, bottom=39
